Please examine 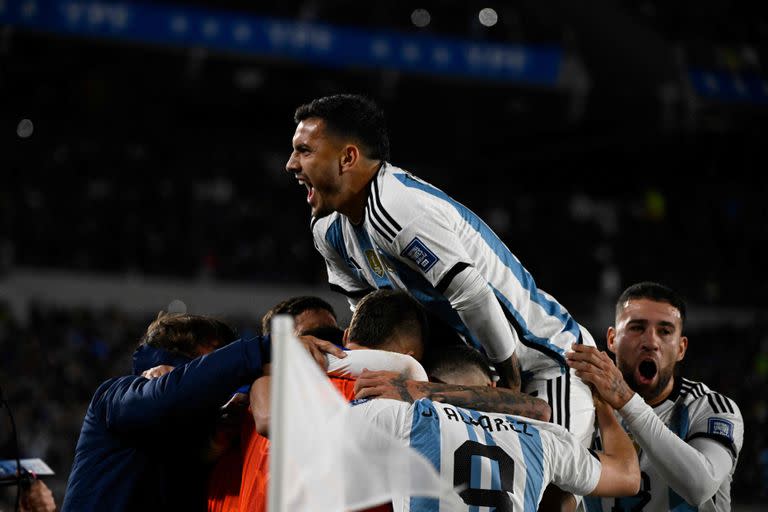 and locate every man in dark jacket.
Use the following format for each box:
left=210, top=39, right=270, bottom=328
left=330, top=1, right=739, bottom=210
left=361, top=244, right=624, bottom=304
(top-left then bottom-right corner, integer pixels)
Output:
left=62, top=312, right=342, bottom=511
